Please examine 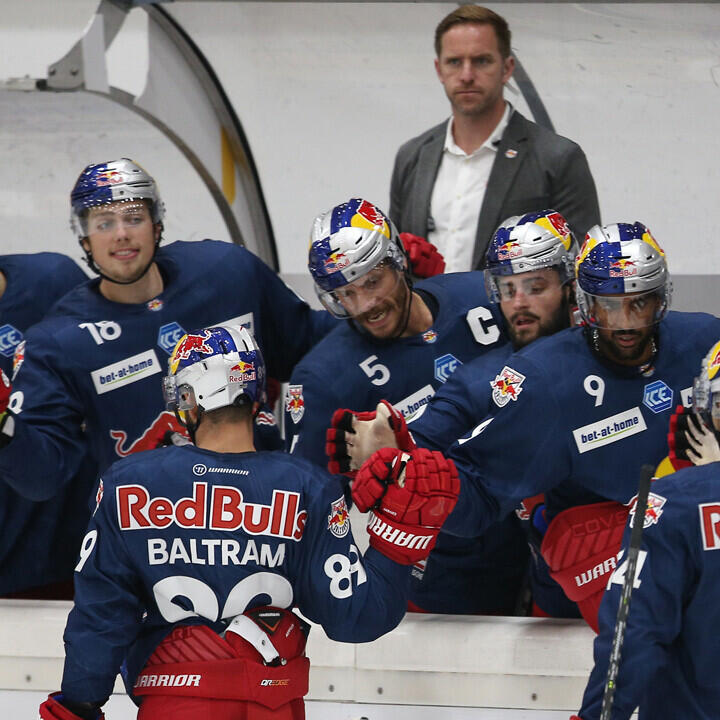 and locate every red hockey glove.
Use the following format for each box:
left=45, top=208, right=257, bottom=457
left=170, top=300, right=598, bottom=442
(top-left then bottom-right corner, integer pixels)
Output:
left=39, top=693, right=105, bottom=720
left=399, top=232, right=446, bottom=278
left=354, top=447, right=460, bottom=565
left=0, top=368, right=10, bottom=418
left=326, top=400, right=415, bottom=476
left=0, top=368, right=14, bottom=446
